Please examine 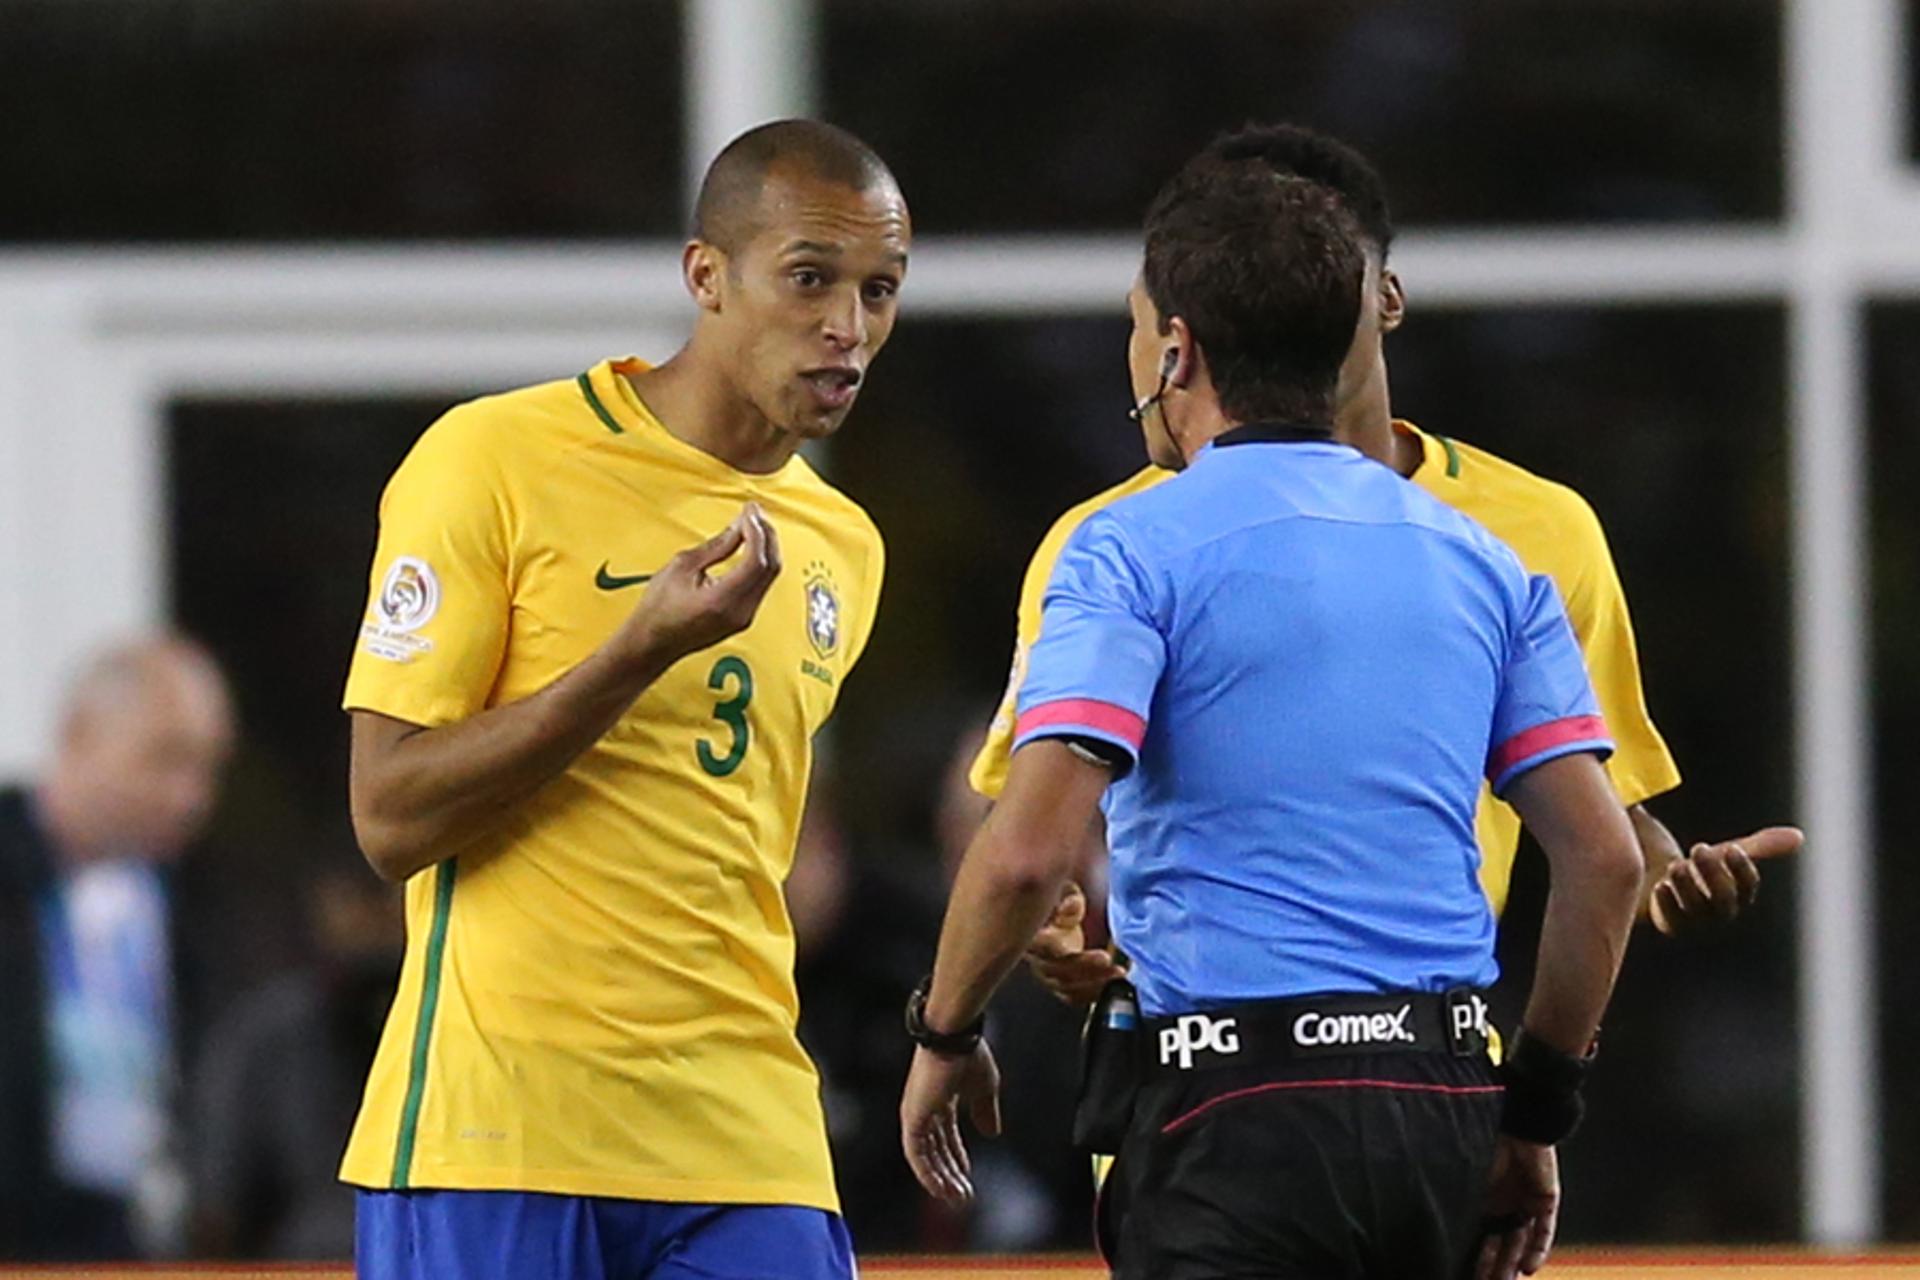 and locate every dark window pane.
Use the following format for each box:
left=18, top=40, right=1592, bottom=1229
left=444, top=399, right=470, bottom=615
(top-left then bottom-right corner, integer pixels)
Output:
left=1869, top=304, right=1920, bottom=1239
left=828, top=0, right=1781, bottom=231
left=1909, top=0, right=1920, bottom=164
left=1390, top=307, right=1796, bottom=1240
left=167, top=395, right=460, bottom=1013
left=4, top=1, right=681, bottom=242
